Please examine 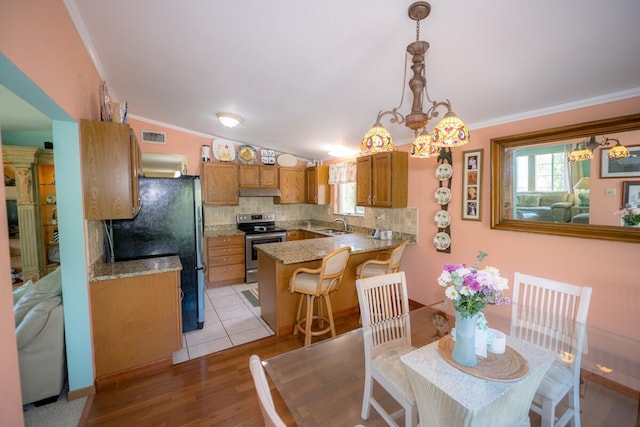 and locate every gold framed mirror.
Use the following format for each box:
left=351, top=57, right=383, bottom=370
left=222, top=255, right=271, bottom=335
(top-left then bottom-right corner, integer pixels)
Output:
left=490, top=113, right=640, bottom=243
